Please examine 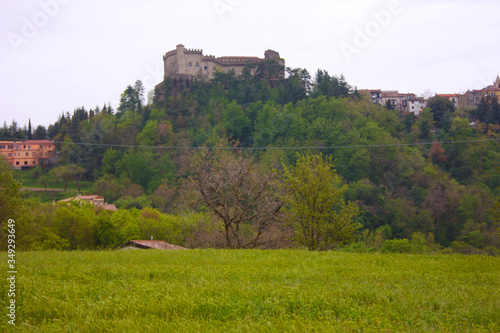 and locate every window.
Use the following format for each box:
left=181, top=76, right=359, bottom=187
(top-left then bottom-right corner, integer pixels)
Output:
left=204, top=66, right=207, bottom=70
left=24, top=161, right=28, bottom=165
left=32, top=161, right=36, bottom=165
left=8, top=145, right=13, bottom=149
left=8, top=153, right=12, bottom=157
left=0, top=145, right=5, bottom=149
left=188, top=62, right=193, bottom=67
left=16, top=162, right=19, bottom=165
left=195, top=62, right=199, bottom=67
left=26, top=152, right=29, bottom=156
